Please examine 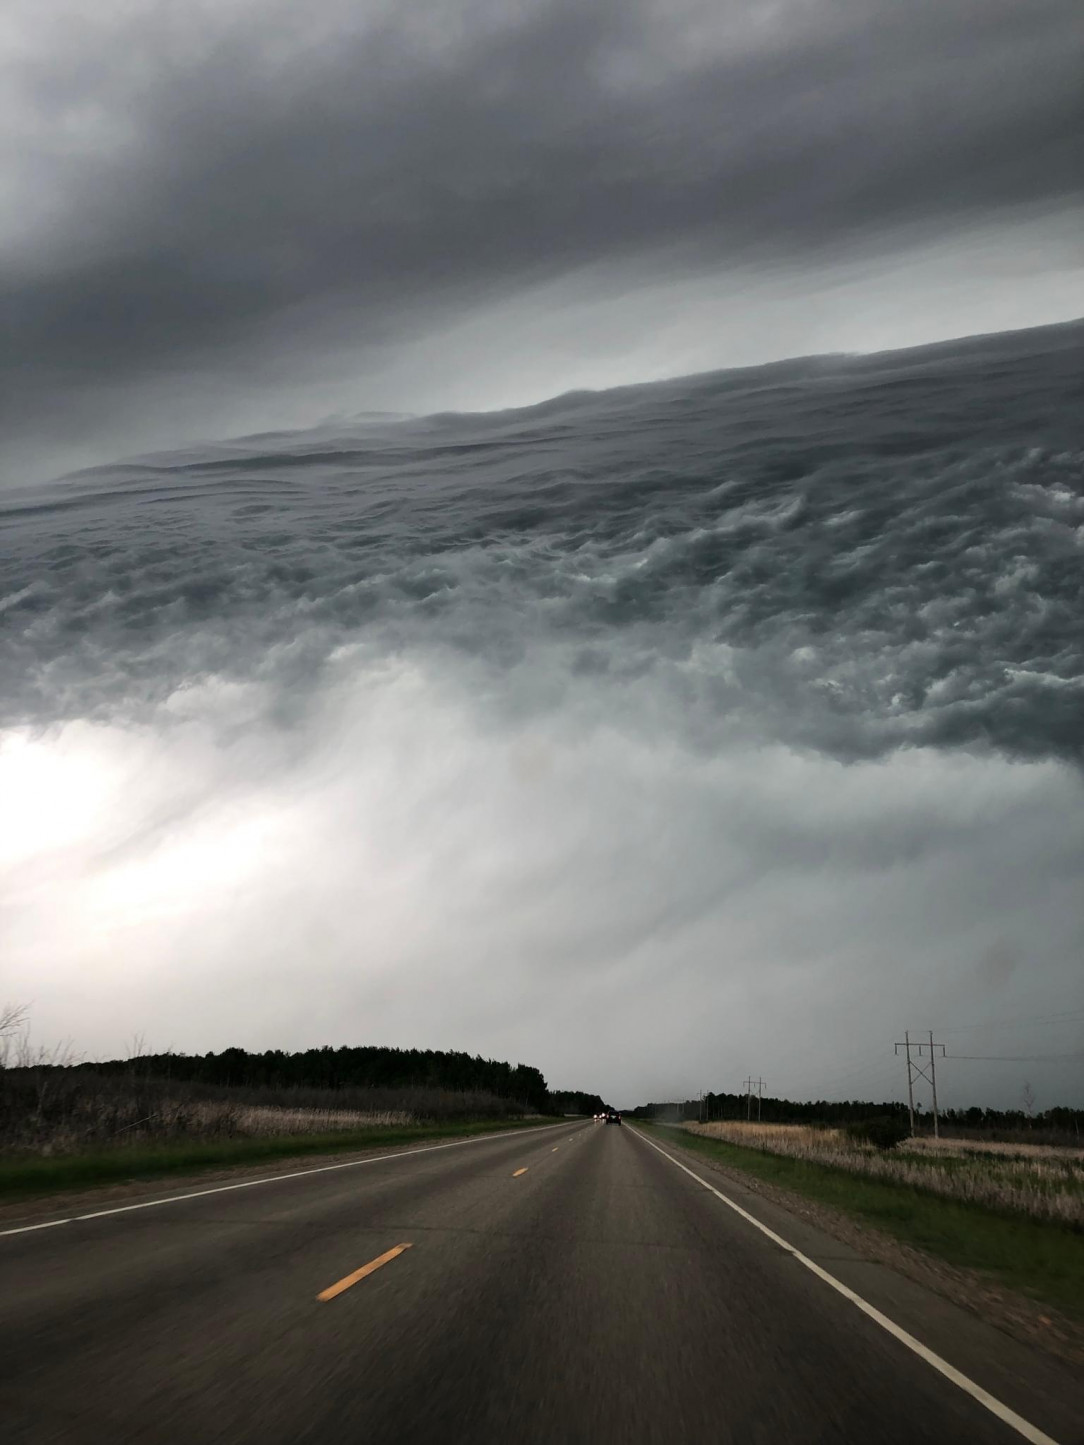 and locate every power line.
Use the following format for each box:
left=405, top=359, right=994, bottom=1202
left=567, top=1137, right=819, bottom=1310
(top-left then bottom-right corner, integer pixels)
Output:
left=947, top=1051, right=1084, bottom=1063
left=936, top=1008, right=1084, bottom=1035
